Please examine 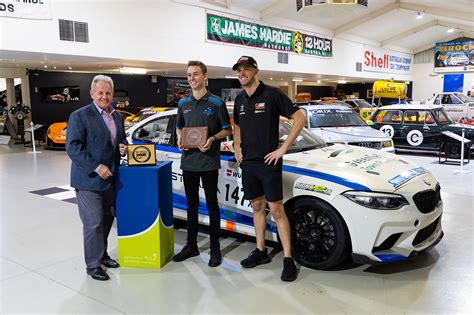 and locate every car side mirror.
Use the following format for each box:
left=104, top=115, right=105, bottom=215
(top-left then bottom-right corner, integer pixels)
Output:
left=366, top=120, right=374, bottom=126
